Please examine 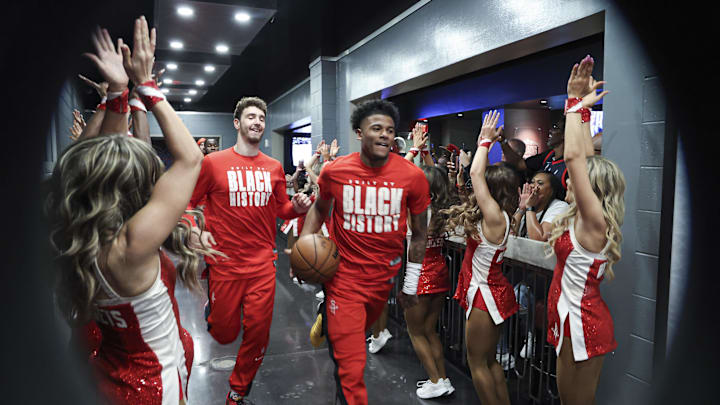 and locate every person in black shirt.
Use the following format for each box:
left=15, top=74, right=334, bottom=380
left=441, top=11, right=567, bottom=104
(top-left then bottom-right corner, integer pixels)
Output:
left=501, top=118, right=582, bottom=189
